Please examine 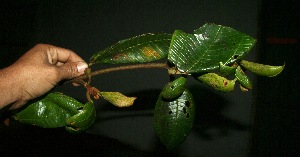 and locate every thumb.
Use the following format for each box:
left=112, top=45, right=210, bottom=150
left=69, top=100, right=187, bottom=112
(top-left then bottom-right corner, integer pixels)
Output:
left=57, top=61, right=88, bottom=80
